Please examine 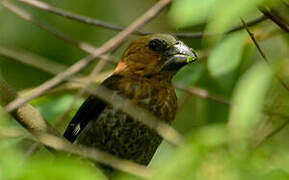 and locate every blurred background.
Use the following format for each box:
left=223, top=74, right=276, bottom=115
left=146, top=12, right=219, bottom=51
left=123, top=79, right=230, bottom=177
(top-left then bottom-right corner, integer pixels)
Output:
left=0, top=0, right=288, bottom=179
